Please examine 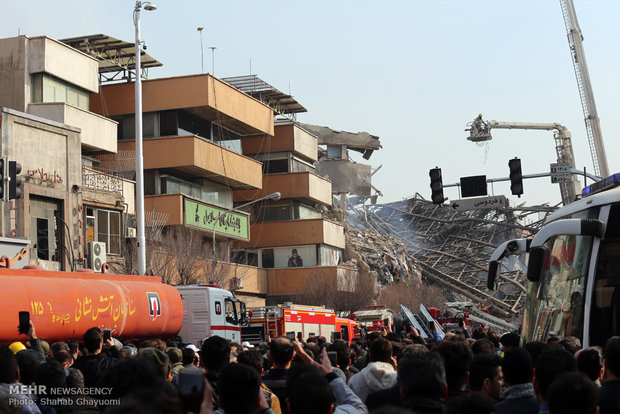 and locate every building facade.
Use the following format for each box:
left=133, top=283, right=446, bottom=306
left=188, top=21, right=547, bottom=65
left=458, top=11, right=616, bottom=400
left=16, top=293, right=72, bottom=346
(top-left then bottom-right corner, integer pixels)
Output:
left=0, top=35, right=128, bottom=271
